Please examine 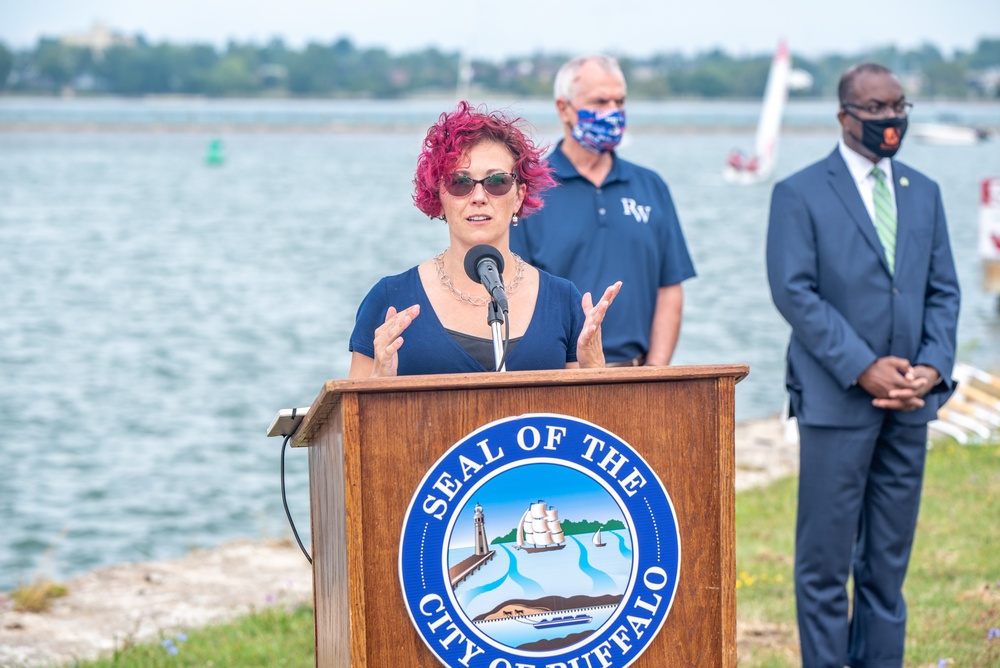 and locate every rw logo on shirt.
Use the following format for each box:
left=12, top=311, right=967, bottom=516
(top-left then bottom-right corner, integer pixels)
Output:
left=621, top=197, right=652, bottom=223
